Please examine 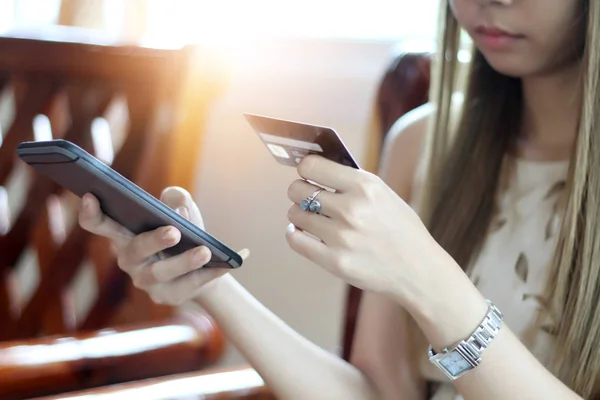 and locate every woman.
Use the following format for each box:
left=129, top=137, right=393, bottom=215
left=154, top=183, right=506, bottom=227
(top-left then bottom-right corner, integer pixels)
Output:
left=78, top=0, right=598, bottom=398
